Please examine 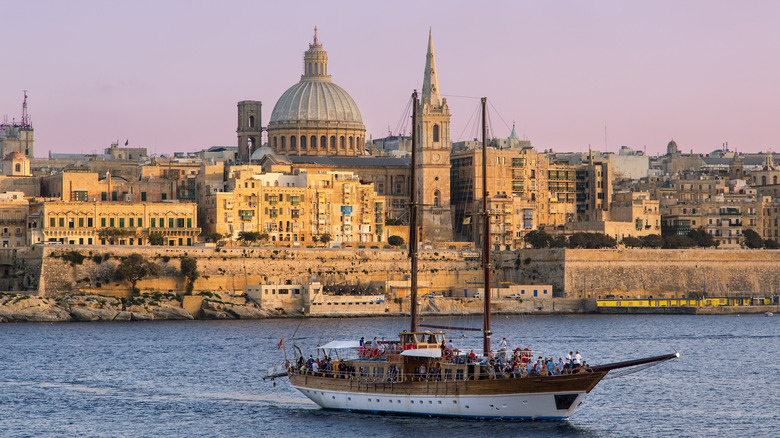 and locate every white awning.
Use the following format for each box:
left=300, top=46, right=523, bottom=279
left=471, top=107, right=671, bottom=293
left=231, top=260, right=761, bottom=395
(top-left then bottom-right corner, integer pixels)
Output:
left=317, top=340, right=361, bottom=350
left=400, top=348, right=442, bottom=358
